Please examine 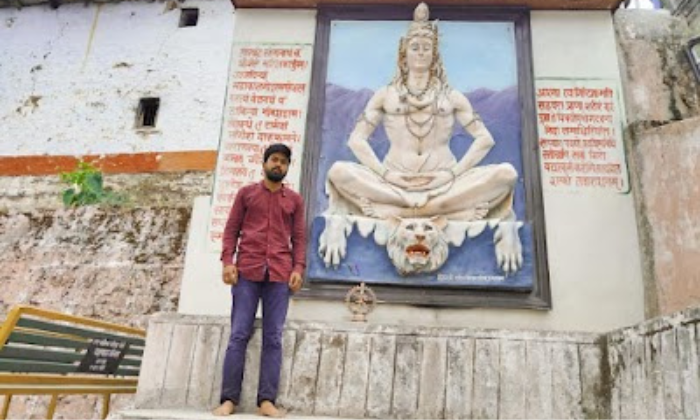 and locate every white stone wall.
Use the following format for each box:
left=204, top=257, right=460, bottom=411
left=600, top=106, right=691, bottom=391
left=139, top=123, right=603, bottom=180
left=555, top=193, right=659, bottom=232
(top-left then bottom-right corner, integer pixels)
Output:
left=0, top=0, right=234, bottom=156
